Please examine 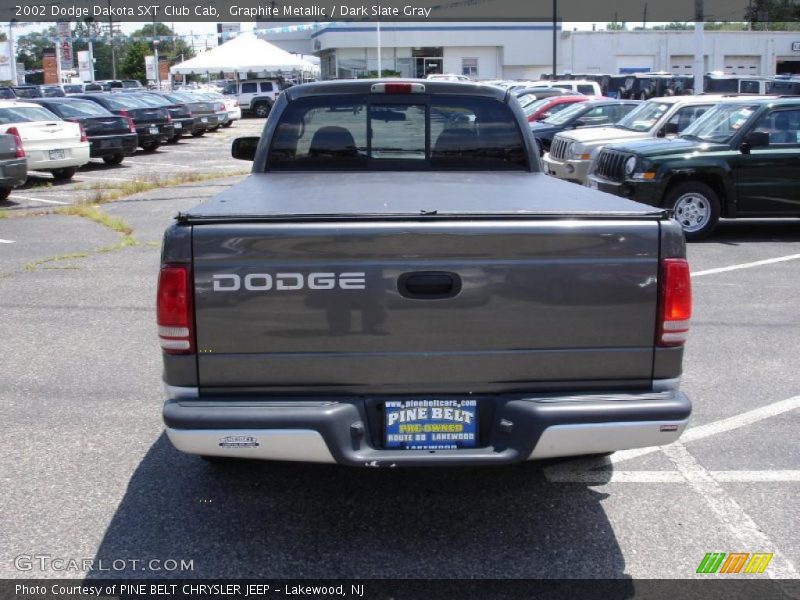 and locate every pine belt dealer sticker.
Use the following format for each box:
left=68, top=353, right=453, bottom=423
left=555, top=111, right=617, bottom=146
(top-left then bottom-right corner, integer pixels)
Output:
left=218, top=435, right=259, bottom=448
left=384, top=399, right=477, bottom=450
